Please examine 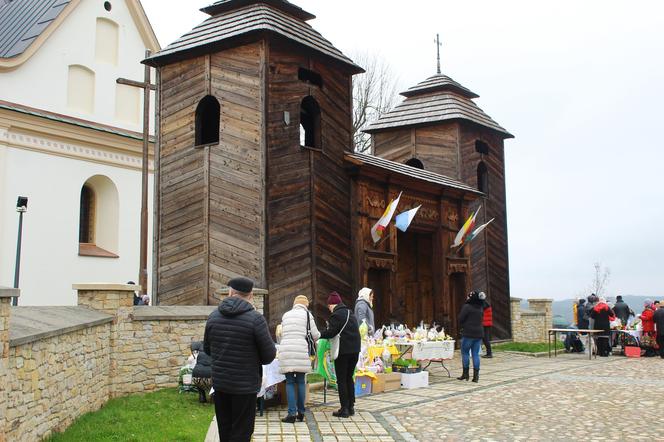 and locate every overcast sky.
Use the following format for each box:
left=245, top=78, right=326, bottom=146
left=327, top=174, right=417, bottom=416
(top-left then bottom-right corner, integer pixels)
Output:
left=141, top=0, right=664, bottom=301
